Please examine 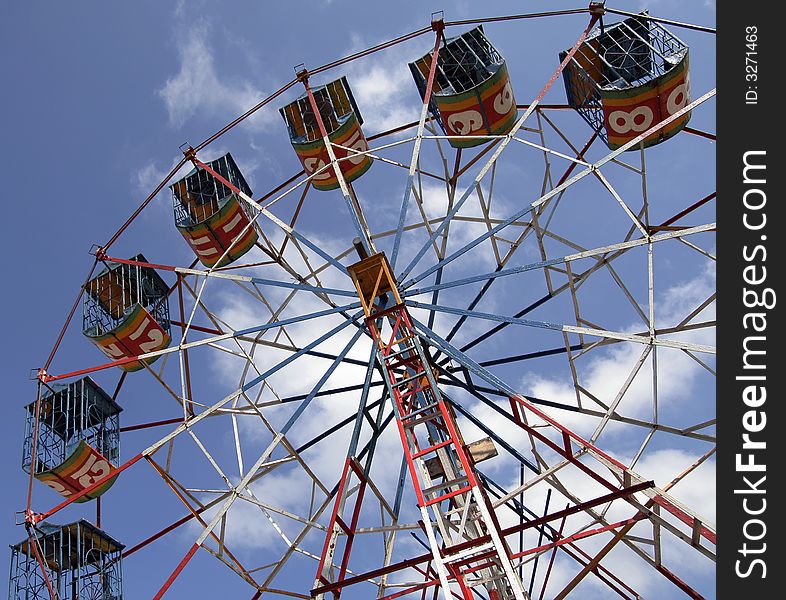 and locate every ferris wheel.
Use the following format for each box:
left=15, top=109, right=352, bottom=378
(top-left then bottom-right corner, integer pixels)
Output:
left=12, top=3, right=716, bottom=599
